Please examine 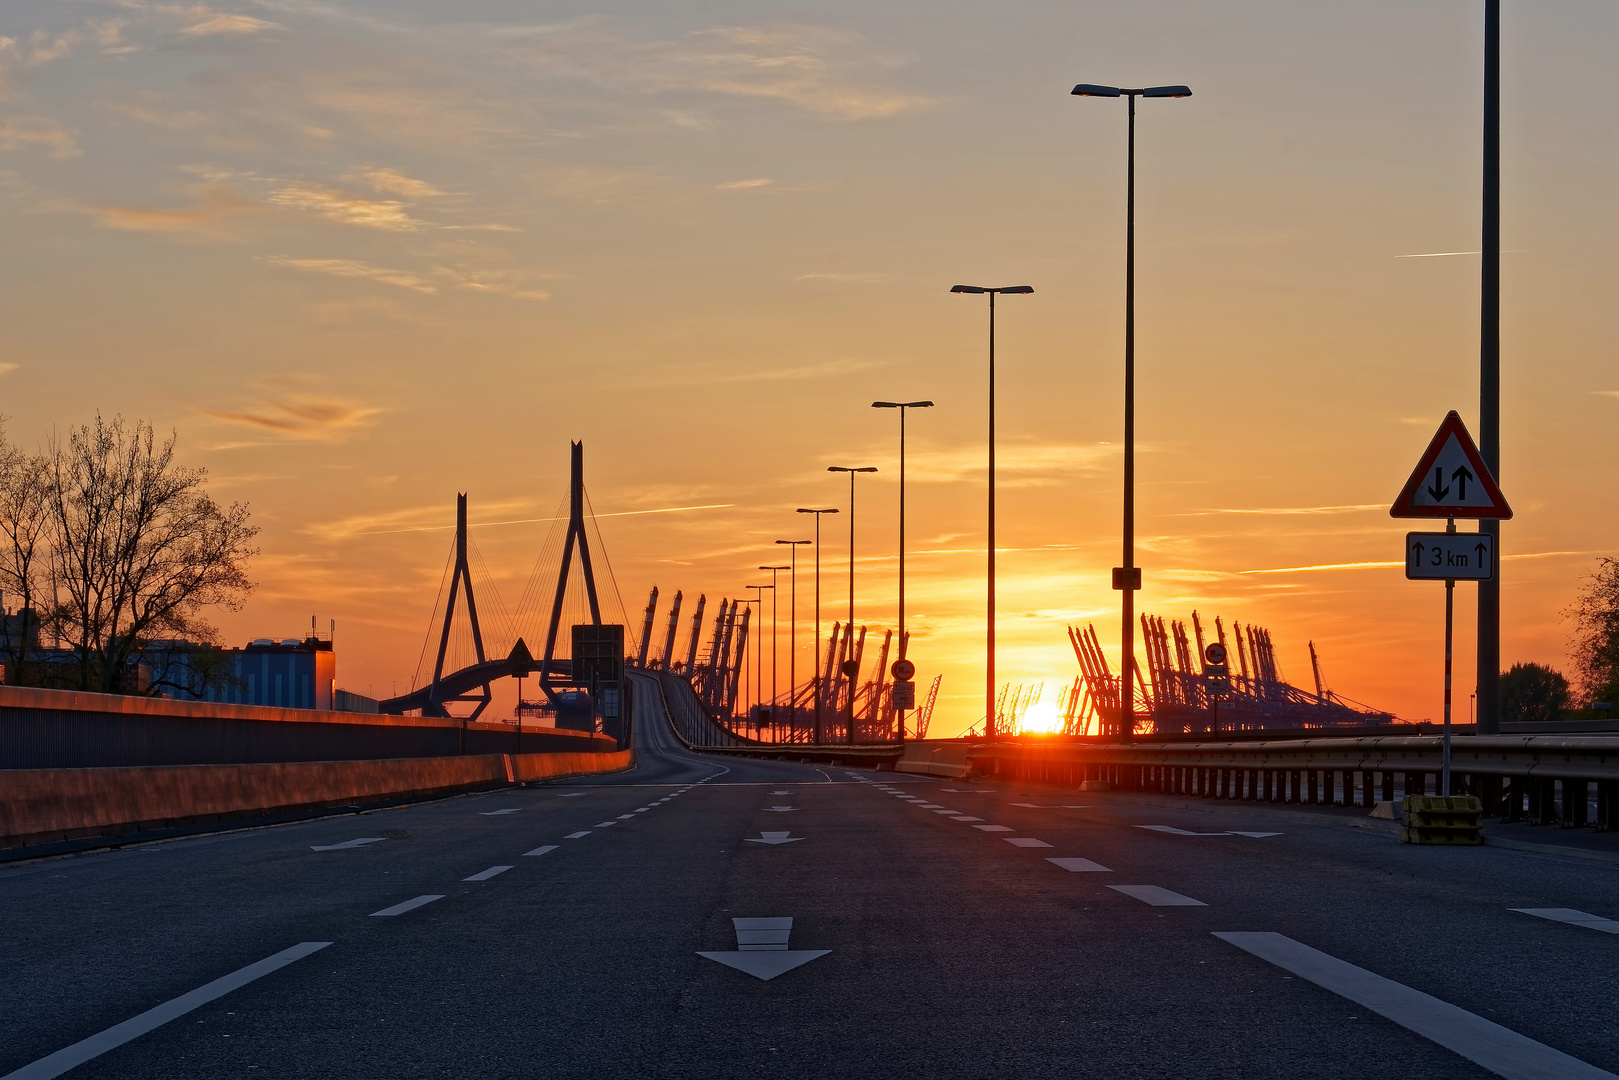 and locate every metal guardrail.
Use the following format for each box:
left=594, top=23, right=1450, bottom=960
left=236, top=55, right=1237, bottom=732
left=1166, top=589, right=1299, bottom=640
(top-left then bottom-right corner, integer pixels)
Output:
left=968, top=735, right=1619, bottom=831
